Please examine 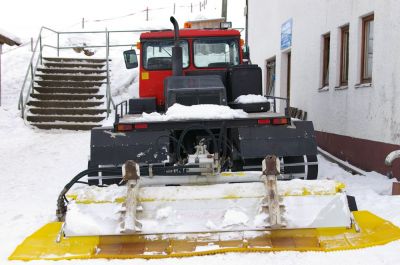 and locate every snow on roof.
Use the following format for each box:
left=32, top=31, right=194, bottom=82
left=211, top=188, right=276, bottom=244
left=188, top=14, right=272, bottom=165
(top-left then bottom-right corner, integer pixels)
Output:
left=186, top=17, right=225, bottom=23
left=0, top=28, right=21, bottom=46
